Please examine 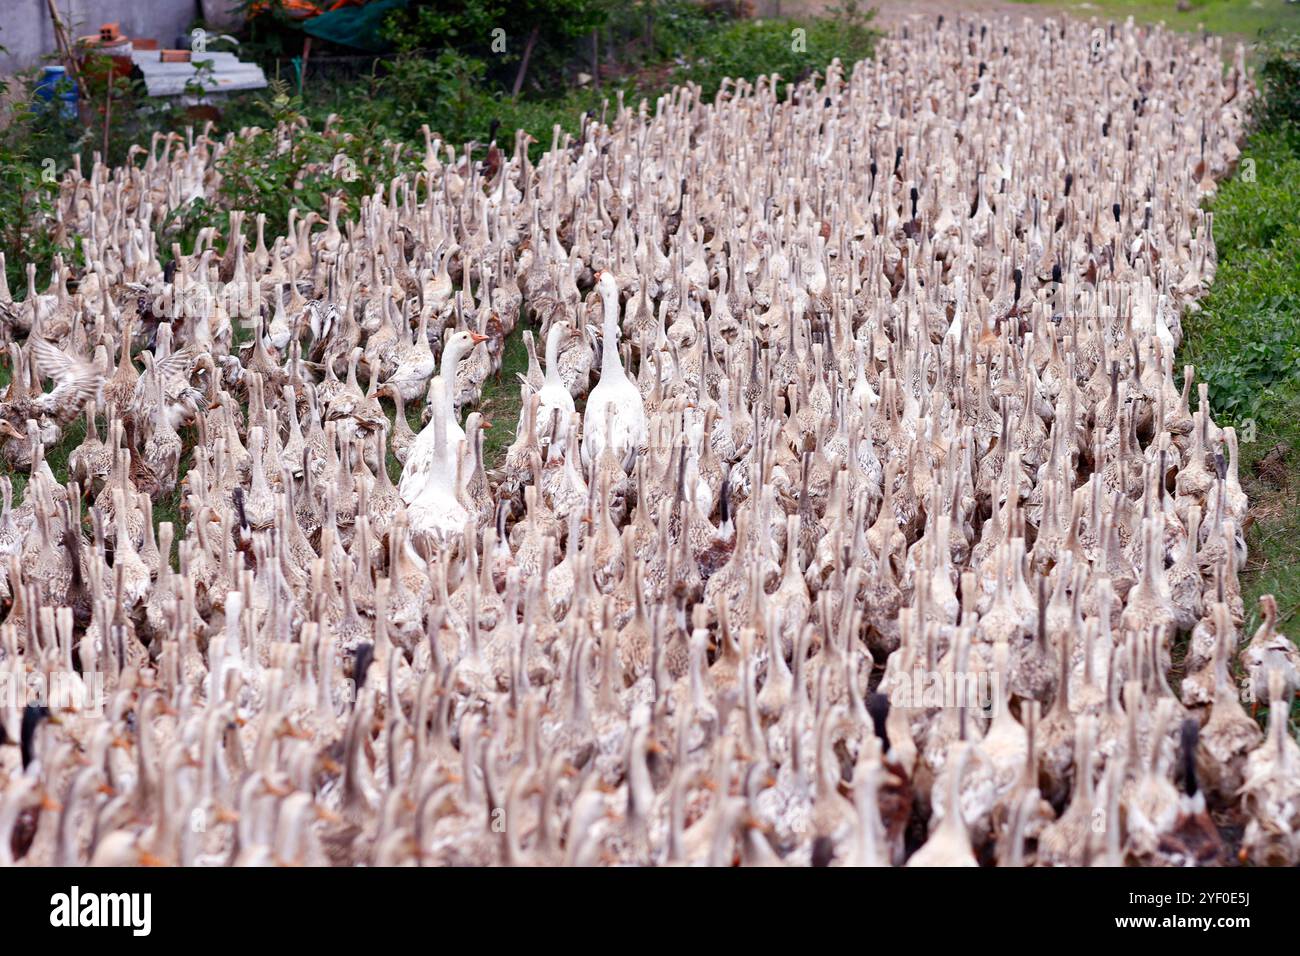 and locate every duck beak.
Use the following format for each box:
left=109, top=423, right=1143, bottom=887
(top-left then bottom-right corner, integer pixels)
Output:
left=470, top=332, right=489, bottom=344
